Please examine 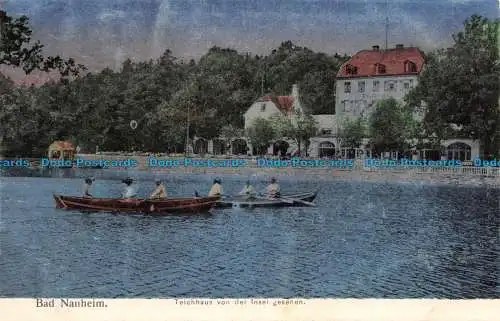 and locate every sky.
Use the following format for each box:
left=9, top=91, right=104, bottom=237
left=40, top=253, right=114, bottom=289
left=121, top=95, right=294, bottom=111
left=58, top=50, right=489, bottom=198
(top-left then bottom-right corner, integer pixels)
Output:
left=1, top=0, right=498, bottom=75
